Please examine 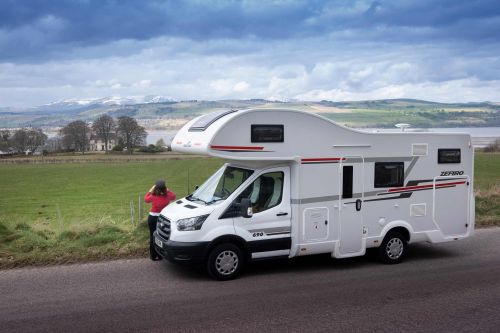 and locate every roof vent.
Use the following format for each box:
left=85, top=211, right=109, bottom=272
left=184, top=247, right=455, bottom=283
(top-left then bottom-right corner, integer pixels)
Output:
left=189, top=109, right=238, bottom=132
left=395, top=123, right=411, bottom=132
